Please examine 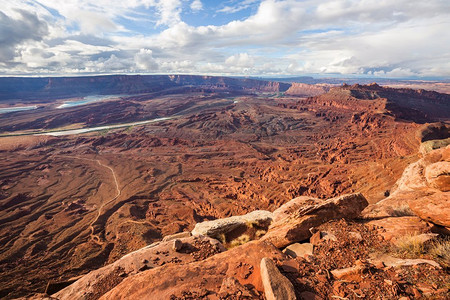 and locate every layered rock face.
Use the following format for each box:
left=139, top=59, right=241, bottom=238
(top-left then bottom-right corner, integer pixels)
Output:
left=302, top=83, right=450, bottom=123
left=0, top=75, right=291, bottom=103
